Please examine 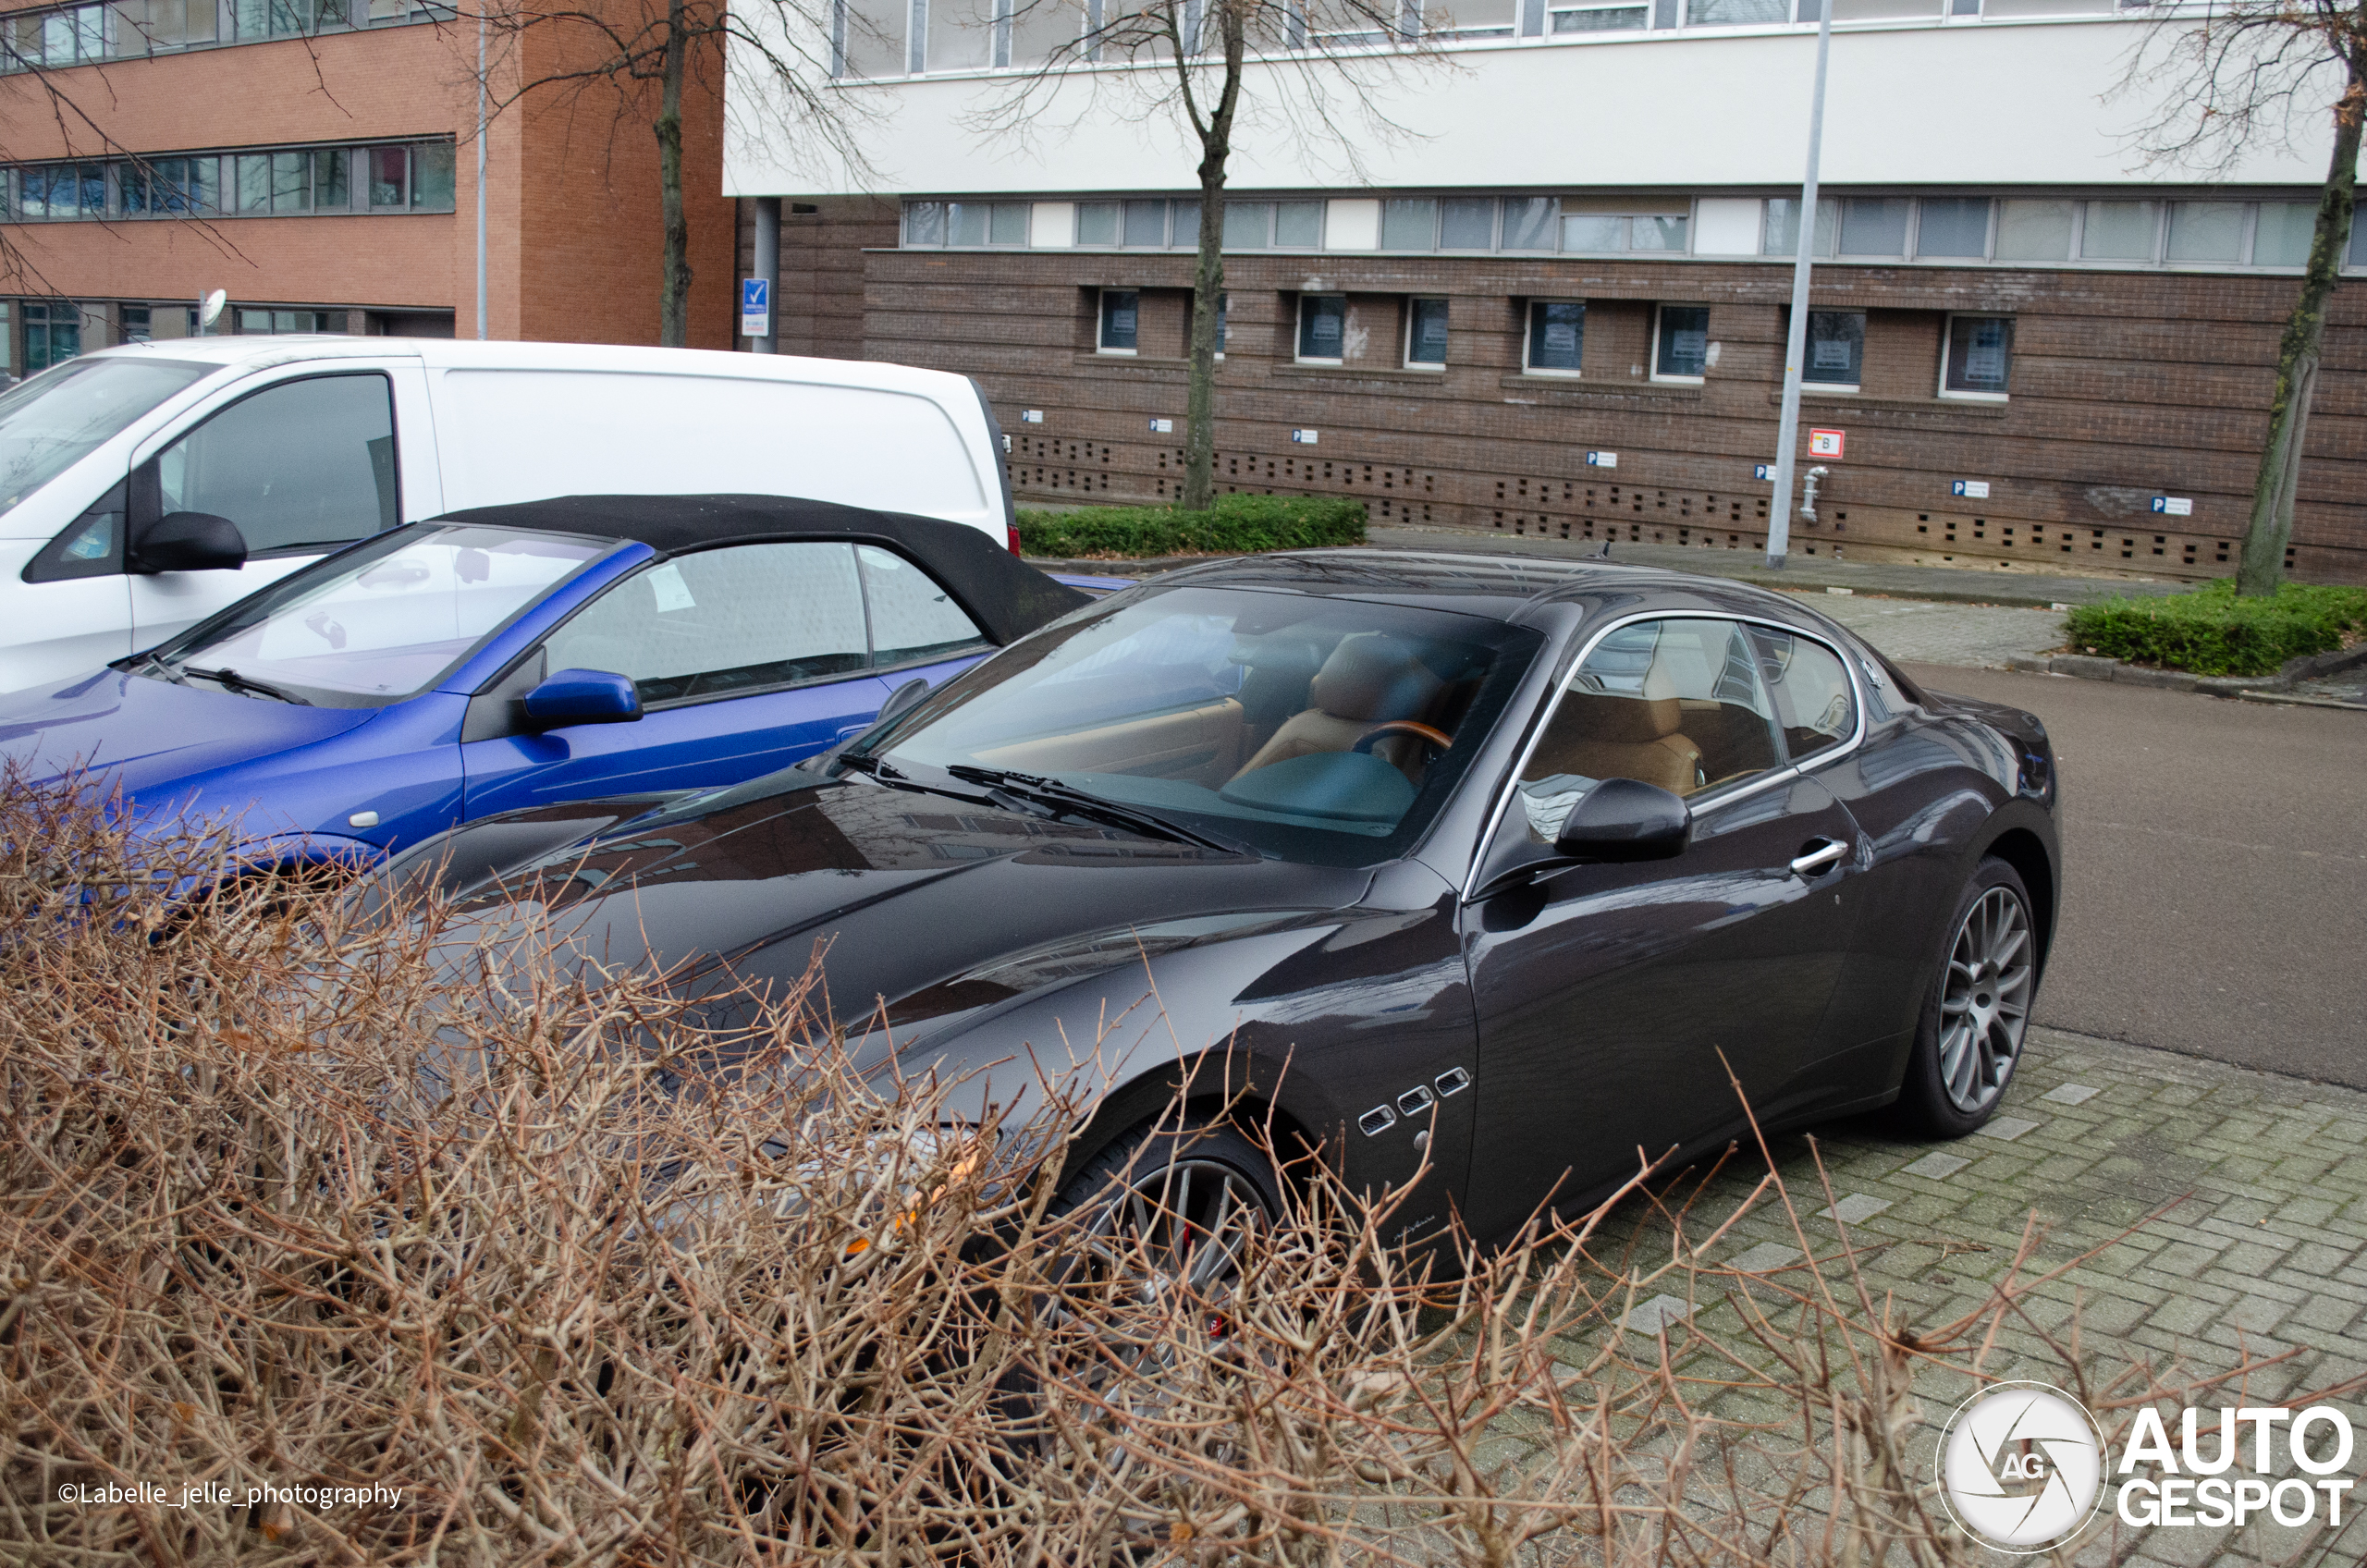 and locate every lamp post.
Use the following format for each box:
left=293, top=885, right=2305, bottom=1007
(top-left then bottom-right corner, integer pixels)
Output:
left=1765, top=0, right=1834, bottom=570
